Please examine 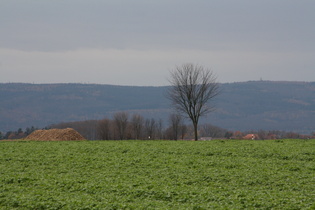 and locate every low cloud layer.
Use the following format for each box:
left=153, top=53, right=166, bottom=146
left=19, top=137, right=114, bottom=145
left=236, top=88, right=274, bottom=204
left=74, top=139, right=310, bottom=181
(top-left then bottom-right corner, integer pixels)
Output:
left=1, top=0, right=314, bottom=85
